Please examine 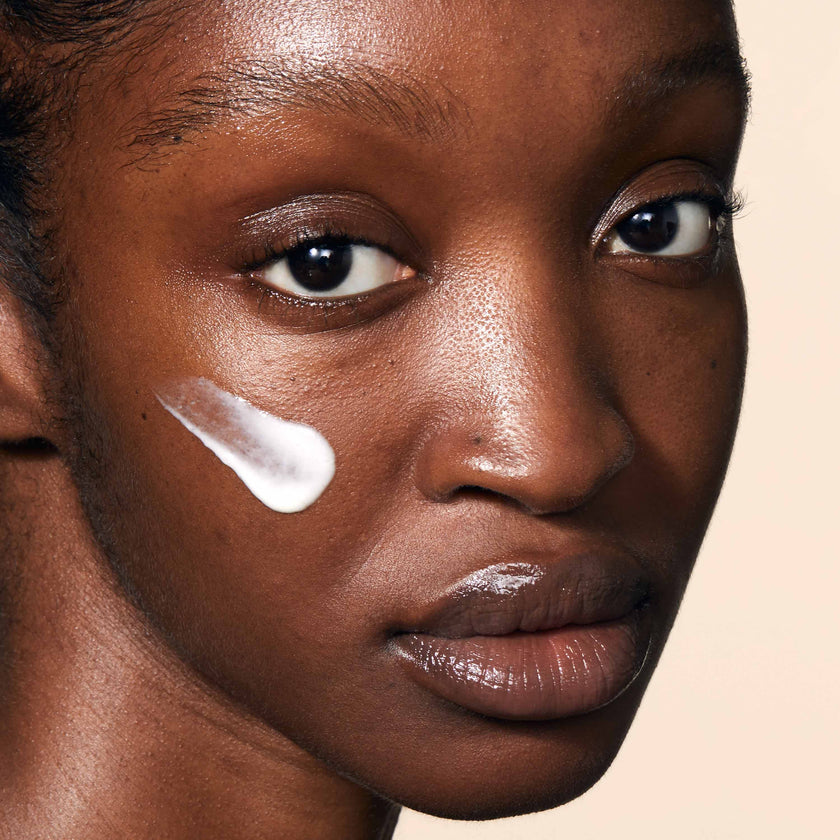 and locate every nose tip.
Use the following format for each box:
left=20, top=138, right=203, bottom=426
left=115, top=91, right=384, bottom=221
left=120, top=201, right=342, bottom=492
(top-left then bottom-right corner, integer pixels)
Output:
left=414, top=393, right=635, bottom=515
left=410, top=237, right=636, bottom=517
